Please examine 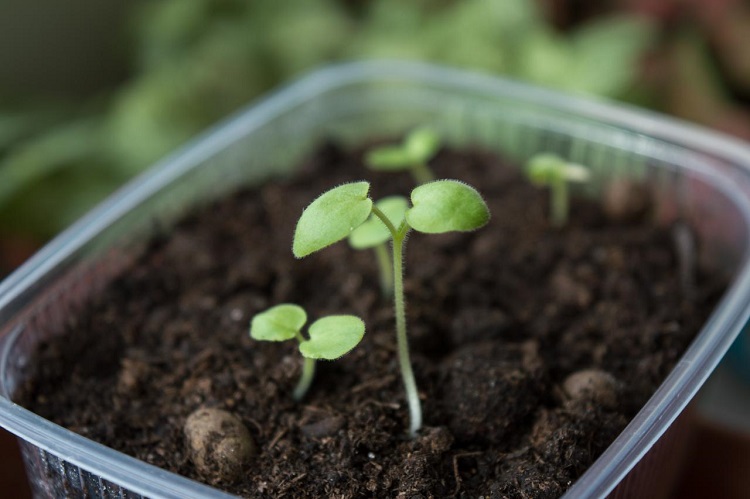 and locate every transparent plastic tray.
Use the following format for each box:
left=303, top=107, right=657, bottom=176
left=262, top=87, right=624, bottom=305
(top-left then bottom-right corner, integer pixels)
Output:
left=2, top=61, right=750, bottom=498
